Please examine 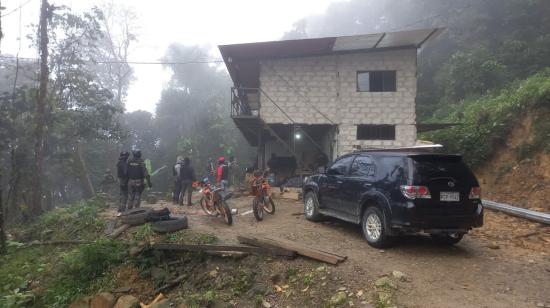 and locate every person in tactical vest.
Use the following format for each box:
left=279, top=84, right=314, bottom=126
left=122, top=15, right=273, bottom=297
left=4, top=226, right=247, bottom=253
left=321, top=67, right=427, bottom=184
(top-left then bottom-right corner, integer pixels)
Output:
left=126, top=149, right=152, bottom=209
left=179, top=157, right=196, bottom=206
left=116, top=151, right=130, bottom=212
